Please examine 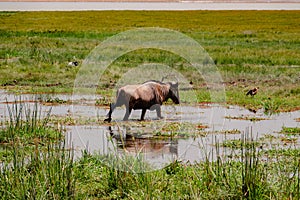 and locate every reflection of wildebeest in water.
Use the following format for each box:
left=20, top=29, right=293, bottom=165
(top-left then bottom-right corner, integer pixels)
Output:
left=121, top=137, right=178, bottom=156
left=104, top=80, right=180, bottom=122
left=108, top=126, right=178, bottom=156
